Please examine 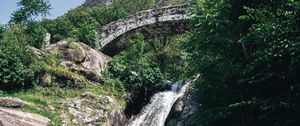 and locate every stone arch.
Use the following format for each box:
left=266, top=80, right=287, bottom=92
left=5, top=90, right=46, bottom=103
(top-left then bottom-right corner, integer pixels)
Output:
left=95, top=5, right=190, bottom=56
